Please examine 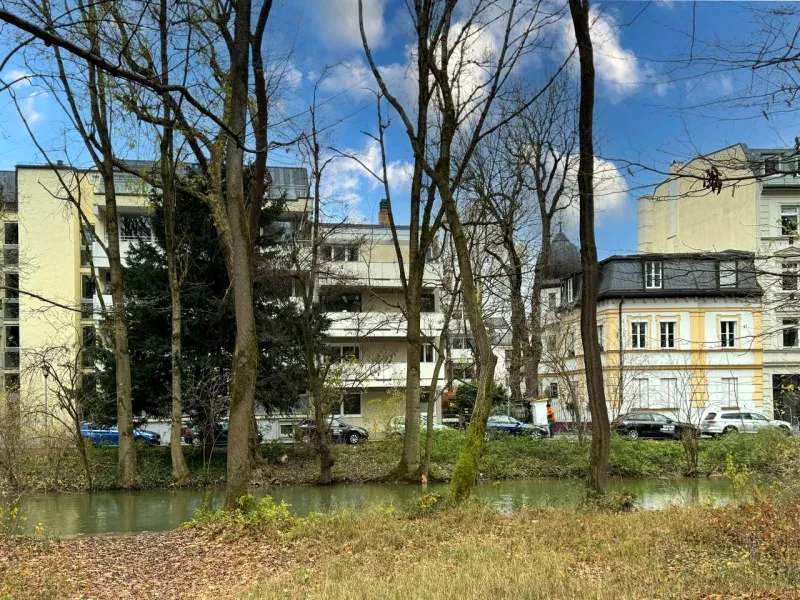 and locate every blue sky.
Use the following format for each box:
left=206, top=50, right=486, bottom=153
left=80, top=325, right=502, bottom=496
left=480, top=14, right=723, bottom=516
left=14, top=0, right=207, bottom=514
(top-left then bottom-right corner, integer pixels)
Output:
left=0, top=1, right=797, bottom=258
